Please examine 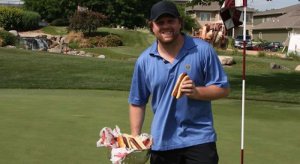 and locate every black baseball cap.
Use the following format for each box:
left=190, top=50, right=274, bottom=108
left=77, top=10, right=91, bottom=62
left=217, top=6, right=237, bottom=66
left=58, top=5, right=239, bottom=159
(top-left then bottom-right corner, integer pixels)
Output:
left=150, top=1, right=180, bottom=21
